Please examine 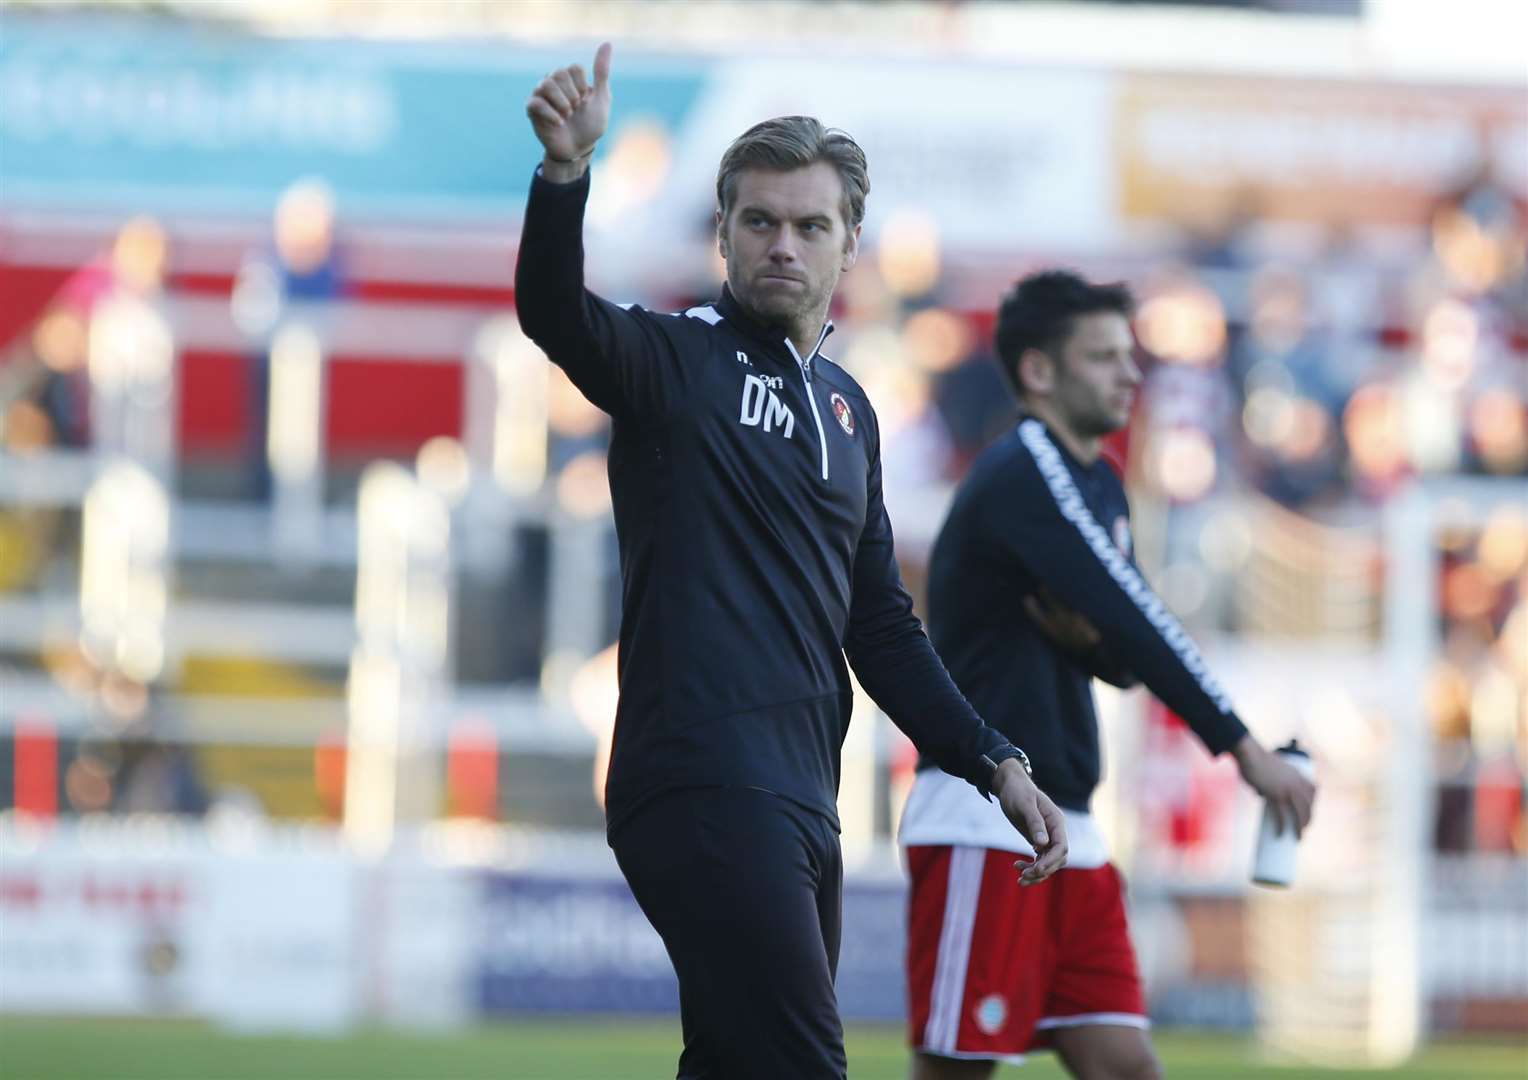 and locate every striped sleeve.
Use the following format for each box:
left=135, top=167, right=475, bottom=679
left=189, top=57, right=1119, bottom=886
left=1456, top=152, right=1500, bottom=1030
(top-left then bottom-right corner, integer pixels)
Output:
left=992, top=419, right=1247, bottom=755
